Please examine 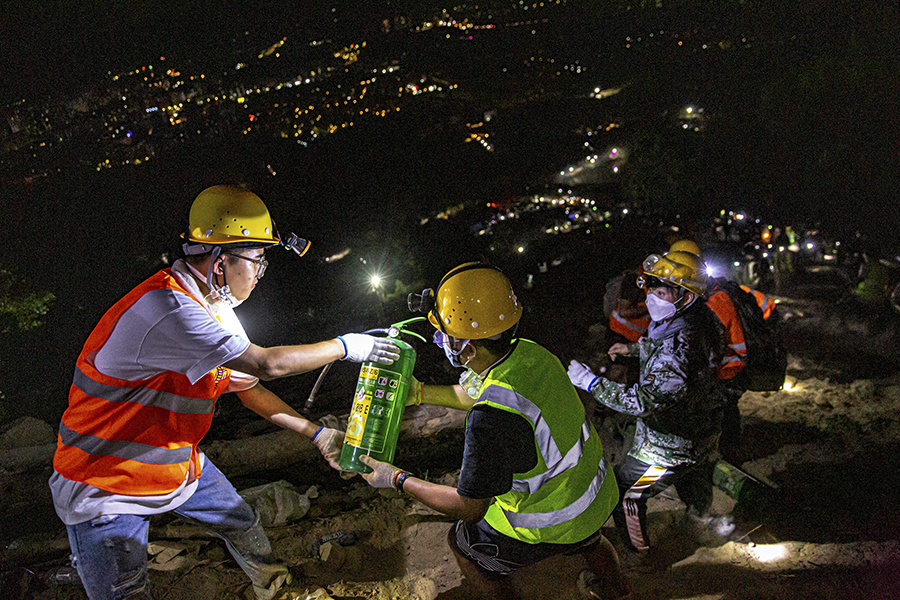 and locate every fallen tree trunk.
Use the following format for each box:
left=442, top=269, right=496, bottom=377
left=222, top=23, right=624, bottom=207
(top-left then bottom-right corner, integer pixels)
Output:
left=0, top=406, right=466, bottom=476
left=203, top=405, right=466, bottom=478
